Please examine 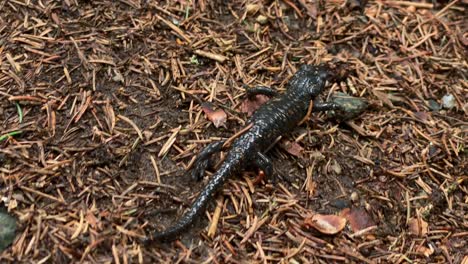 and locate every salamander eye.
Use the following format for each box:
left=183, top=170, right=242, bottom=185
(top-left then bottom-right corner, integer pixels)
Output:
left=317, top=69, right=329, bottom=80
left=299, top=64, right=313, bottom=73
